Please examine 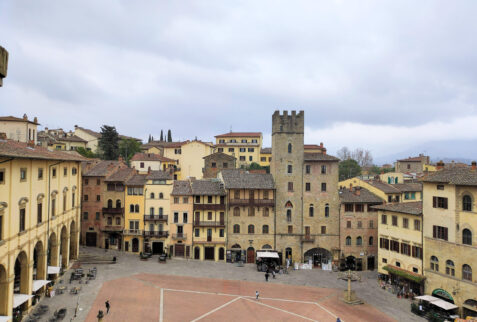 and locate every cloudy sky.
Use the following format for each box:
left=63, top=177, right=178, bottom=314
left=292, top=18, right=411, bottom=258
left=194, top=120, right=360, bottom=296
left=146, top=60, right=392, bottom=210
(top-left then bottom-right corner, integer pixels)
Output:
left=1, top=1, right=477, bottom=162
